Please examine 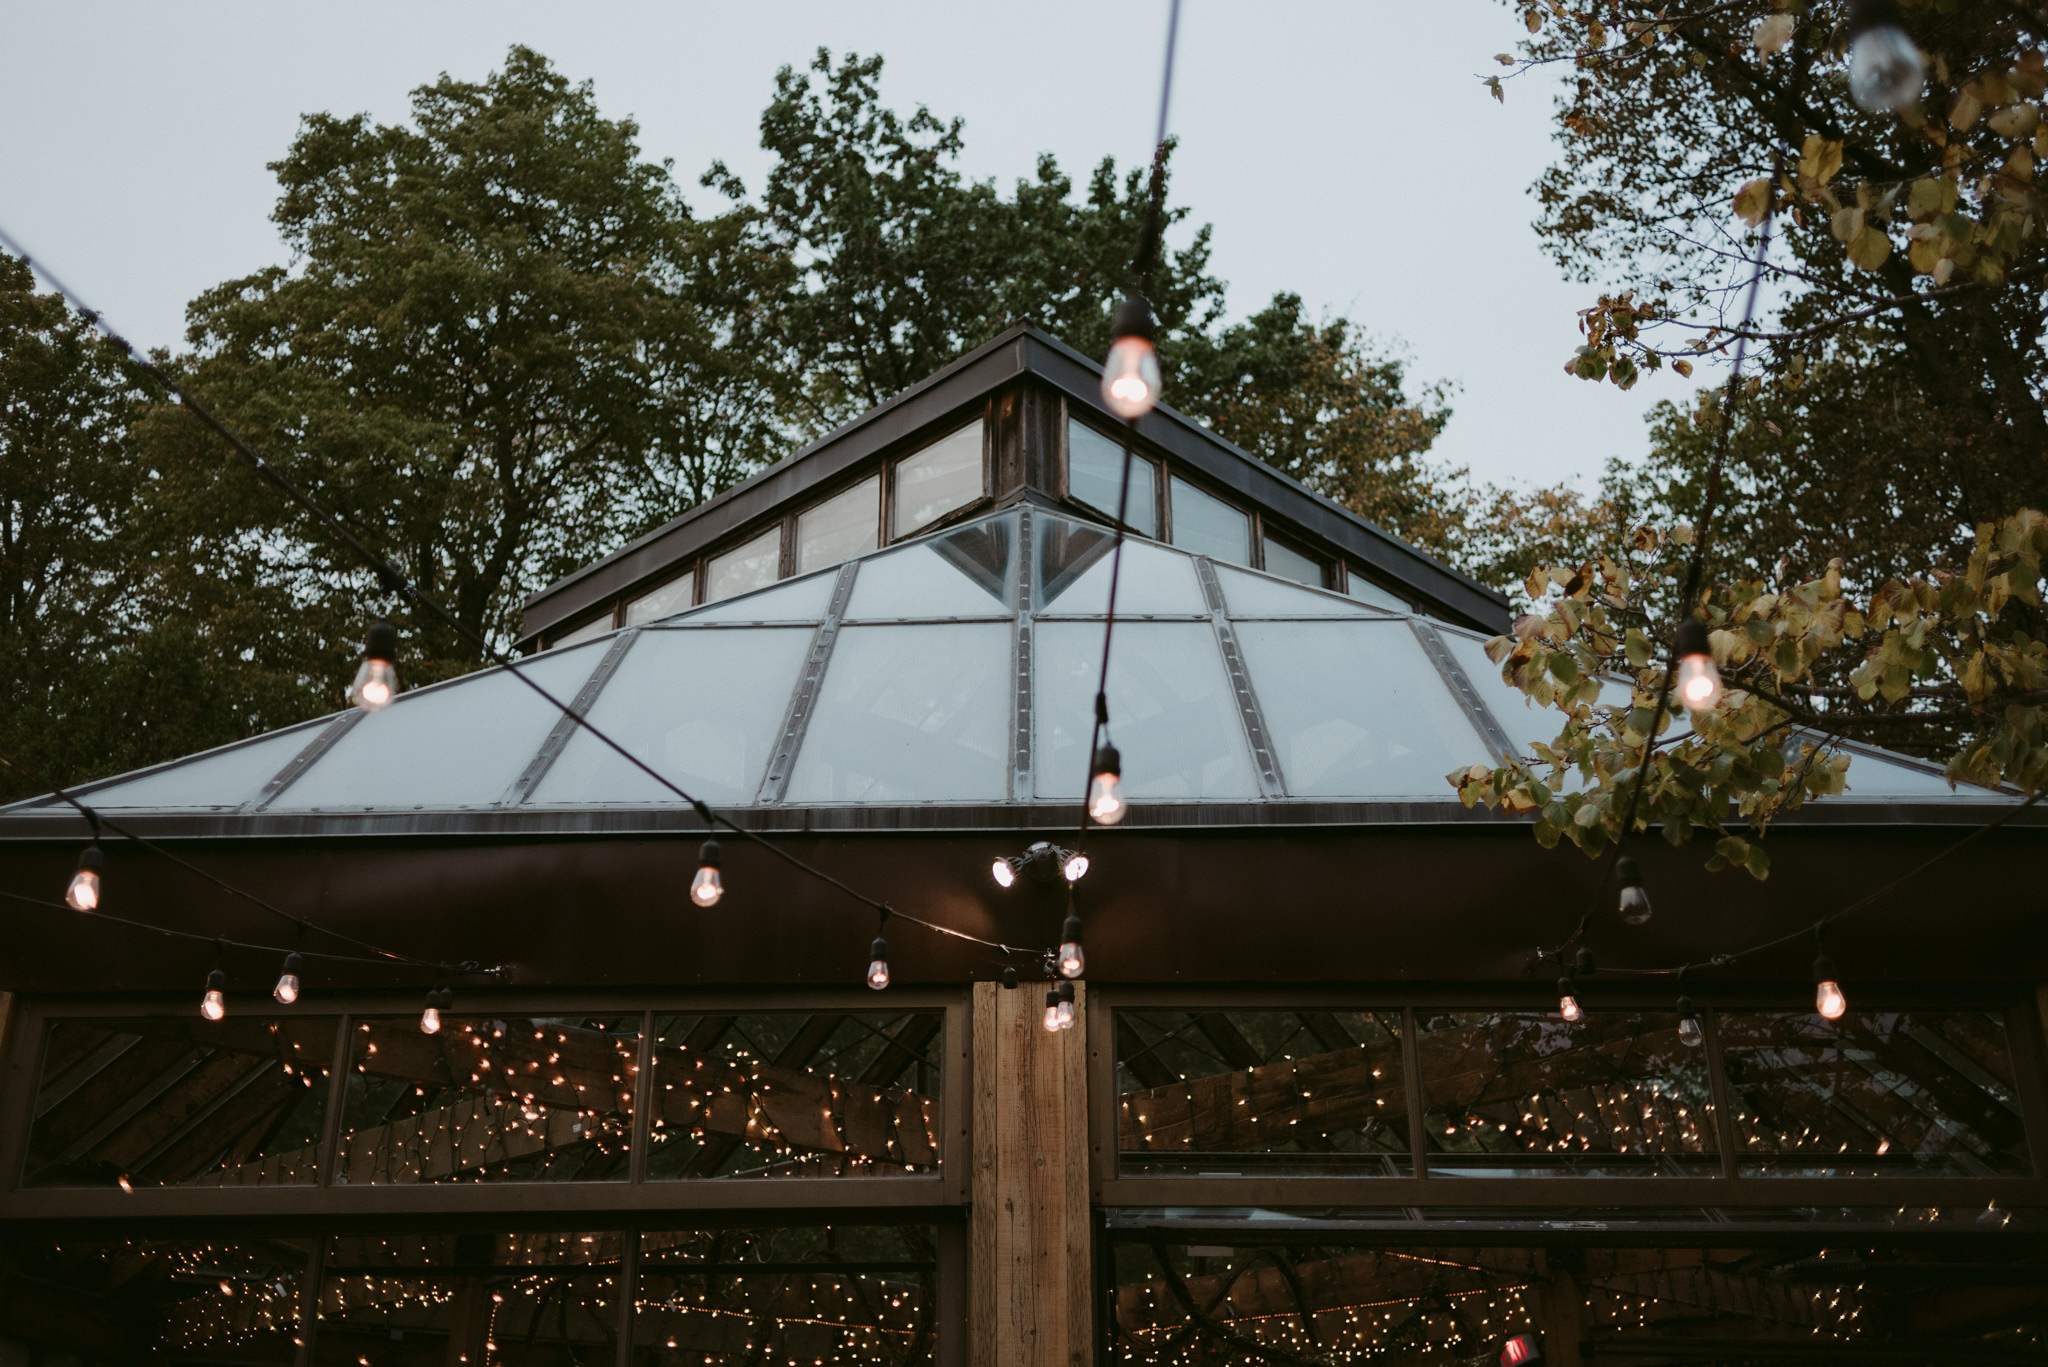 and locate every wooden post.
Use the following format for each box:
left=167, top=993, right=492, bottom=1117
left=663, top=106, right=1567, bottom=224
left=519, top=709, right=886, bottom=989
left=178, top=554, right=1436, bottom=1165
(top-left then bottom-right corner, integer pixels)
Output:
left=972, top=980, right=1092, bottom=1367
